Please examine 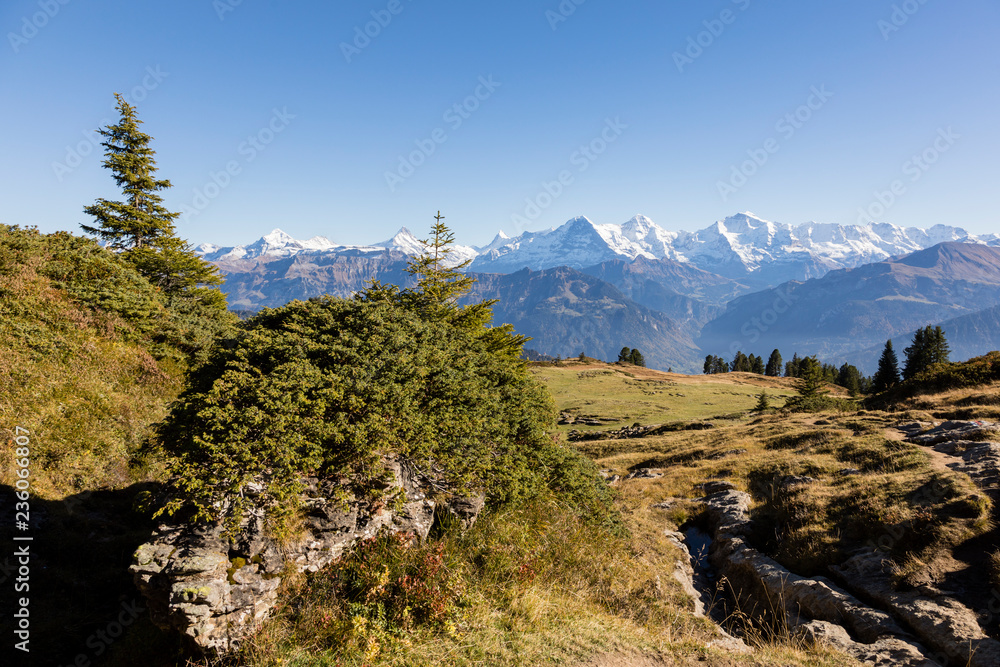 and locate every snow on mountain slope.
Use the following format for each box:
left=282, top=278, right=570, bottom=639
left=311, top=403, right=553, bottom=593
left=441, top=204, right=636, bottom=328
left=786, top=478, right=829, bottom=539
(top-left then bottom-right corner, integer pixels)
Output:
left=196, top=215, right=998, bottom=284
left=470, top=216, right=655, bottom=273
left=373, top=227, right=478, bottom=266
left=195, top=228, right=338, bottom=262
left=473, top=212, right=999, bottom=281
left=620, top=215, right=679, bottom=259
left=195, top=227, right=476, bottom=268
